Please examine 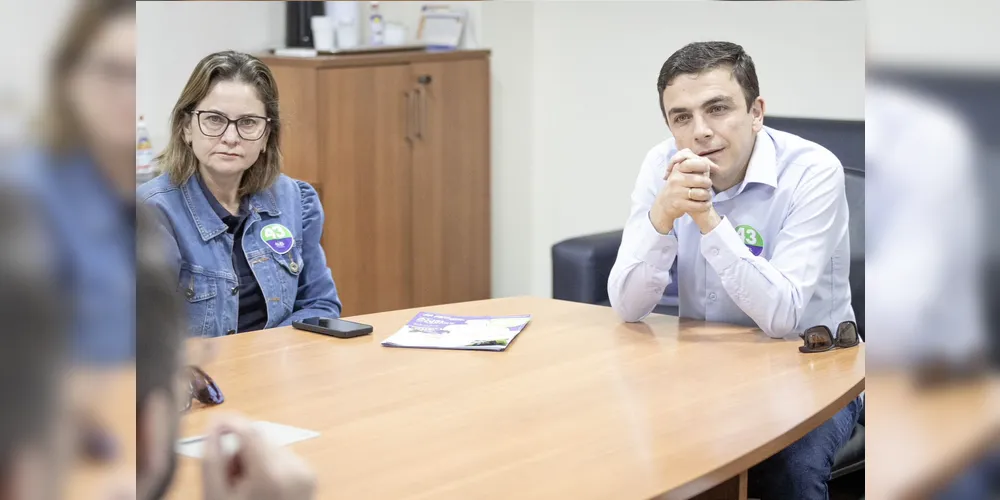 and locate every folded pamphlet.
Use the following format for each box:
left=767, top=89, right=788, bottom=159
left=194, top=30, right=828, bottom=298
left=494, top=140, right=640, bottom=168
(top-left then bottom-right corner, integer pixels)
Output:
left=381, top=312, right=531, bottom=351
